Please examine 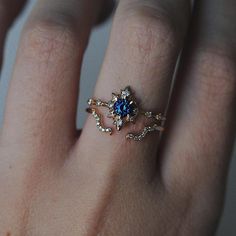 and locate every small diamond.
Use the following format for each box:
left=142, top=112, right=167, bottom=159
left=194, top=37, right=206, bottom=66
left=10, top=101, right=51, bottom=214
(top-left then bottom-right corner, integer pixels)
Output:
left=108, top=100, right=114, bottom=108
left=116, top=119, right=123, bottom=130
left=96, top=100, right=102, bottom=106
left=117, top=119, right=123, bottom=126
left=88, top=99, right=93, bottom=105
left=121, top=88, right=131, bottom=97
left=112, top=93, right=118, bottom=101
